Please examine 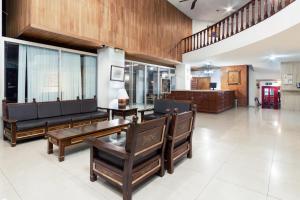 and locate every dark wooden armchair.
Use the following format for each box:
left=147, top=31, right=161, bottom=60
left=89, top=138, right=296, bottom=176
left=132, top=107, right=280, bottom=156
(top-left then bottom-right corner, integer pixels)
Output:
left=86, top=116, right=169, bottom=200
left=165, top=107, right=196, bottom=174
